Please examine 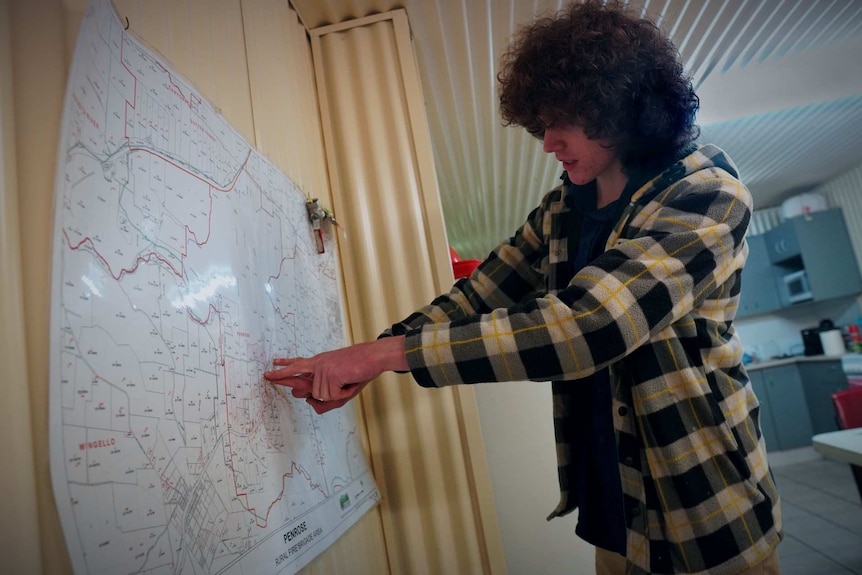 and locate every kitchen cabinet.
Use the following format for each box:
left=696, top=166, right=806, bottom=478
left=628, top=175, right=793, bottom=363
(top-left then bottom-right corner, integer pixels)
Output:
left=739, top=208, right=862, bottom=317
left=748, top=370, right=778, bottom=450
left=765, top=208, right=862, bottom=305
left=756, top=365, right=814, bottom=450
left=738, top=235, right=781, bottom=317
left=764, top=218, right=800, bottom=263
left=797, top=361, right=848, bottom=435
left=748, top=359, right=848, bottom=451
